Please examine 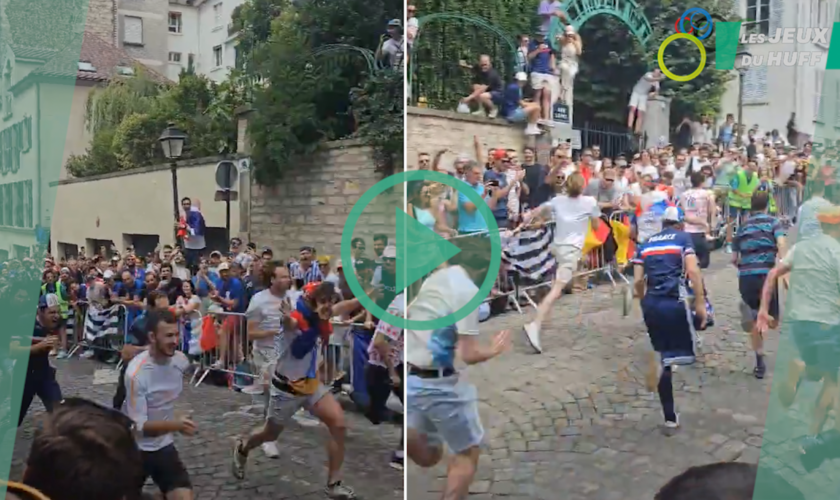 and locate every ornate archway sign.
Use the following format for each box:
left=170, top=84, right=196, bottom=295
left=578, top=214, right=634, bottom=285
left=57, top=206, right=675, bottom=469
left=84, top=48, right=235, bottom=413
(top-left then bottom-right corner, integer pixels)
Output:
left=549, top=0, right=653, bottom=50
